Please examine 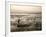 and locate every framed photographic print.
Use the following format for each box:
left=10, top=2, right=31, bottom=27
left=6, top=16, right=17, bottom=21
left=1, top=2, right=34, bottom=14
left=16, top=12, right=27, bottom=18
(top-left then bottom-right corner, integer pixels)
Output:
left=10, top=3, right=42, bottom=32
left=5, top=1, right=45, bottom=37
